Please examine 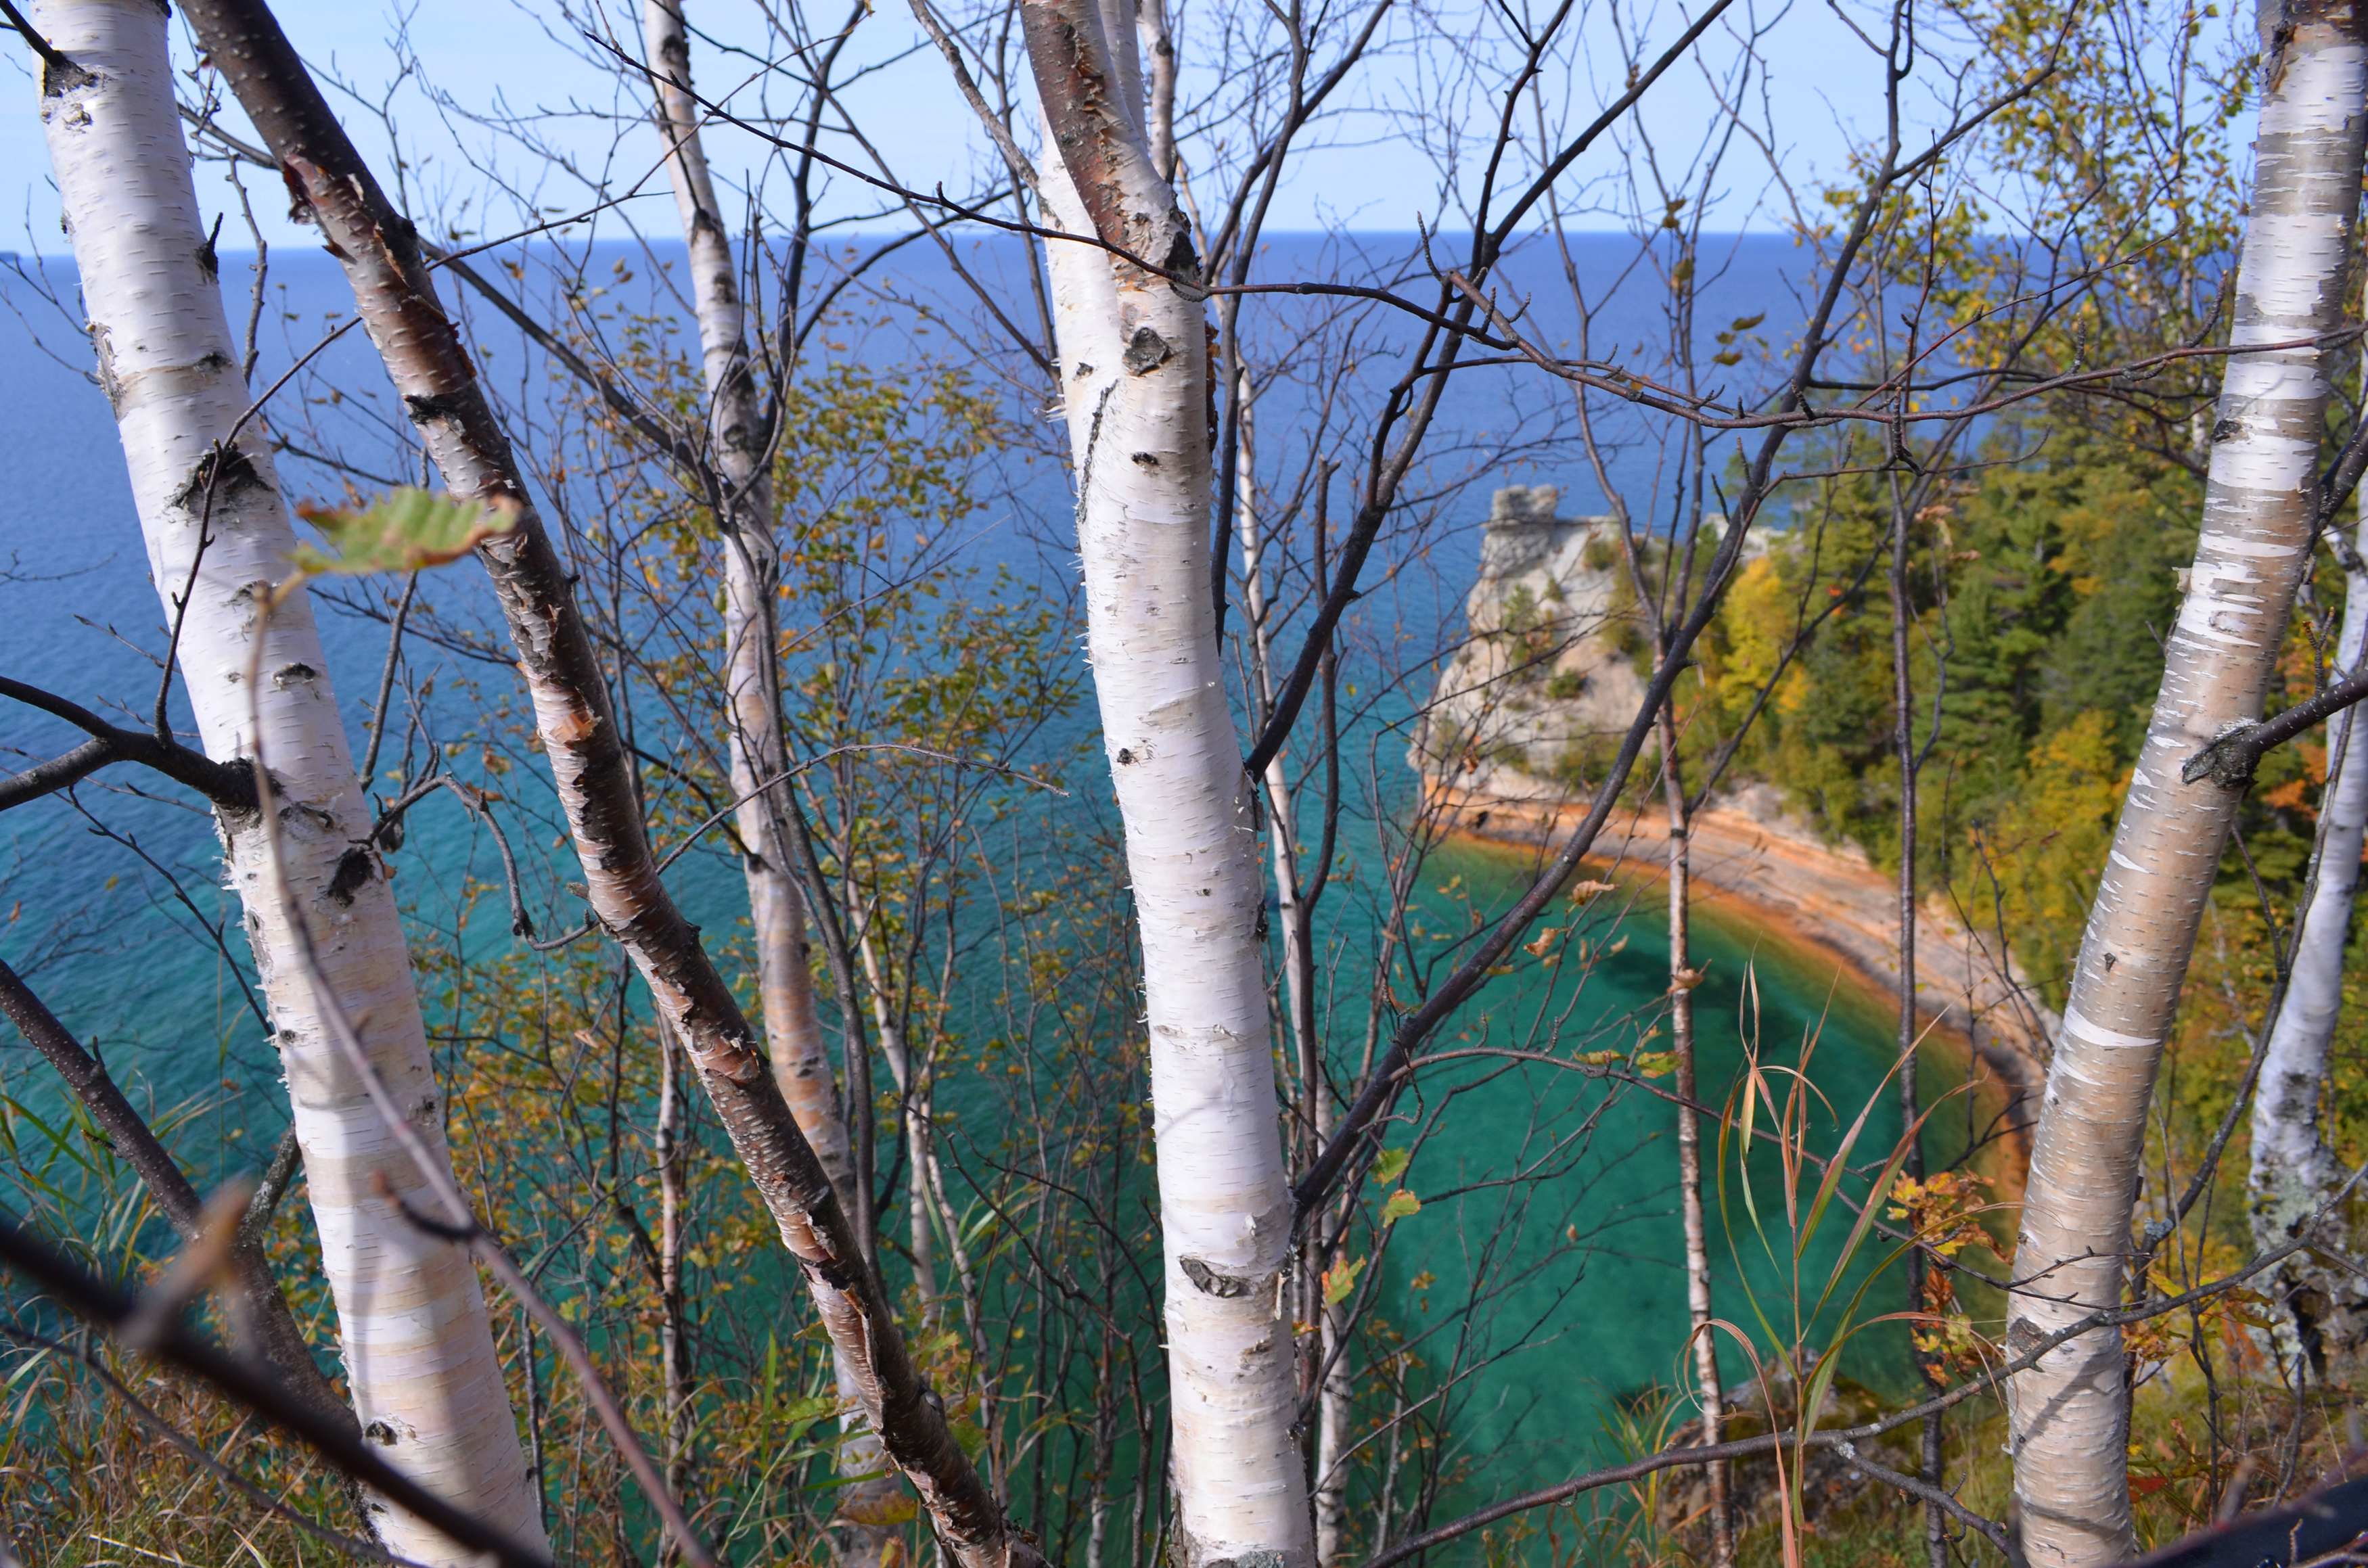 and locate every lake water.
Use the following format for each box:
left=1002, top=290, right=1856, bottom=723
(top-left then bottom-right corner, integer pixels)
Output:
left=0, top=231, right=1944, bottom=1520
